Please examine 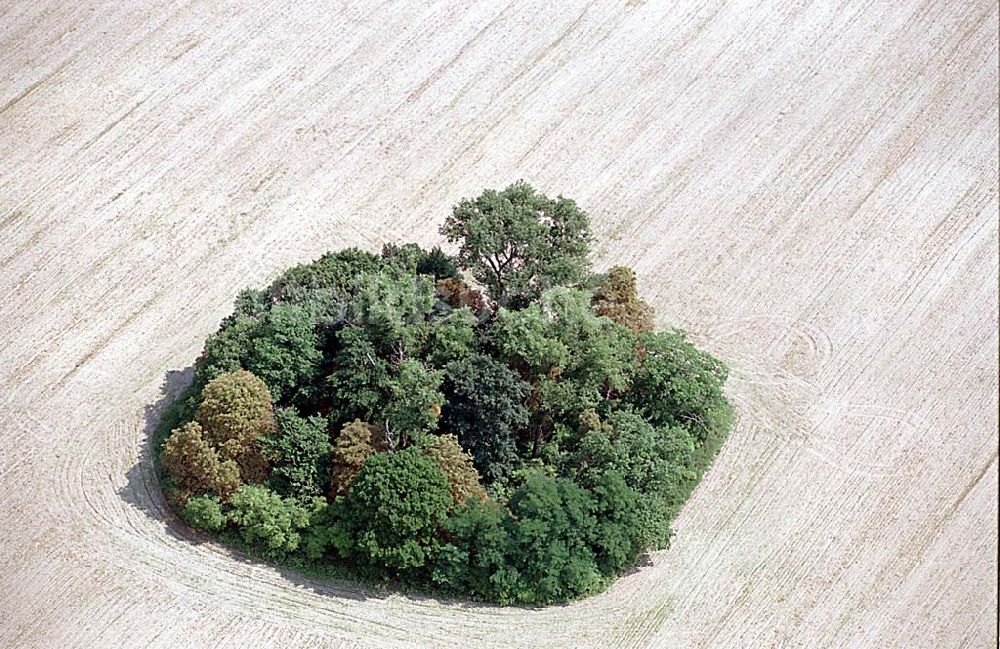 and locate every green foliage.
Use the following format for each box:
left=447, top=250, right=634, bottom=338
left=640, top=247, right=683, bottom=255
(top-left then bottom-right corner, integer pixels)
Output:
left=241, top=303, right=323, bottom=404
left=441, top=354, right=530, bottom=484
left=561, top=408, right=692, bottom=493
left=159, top=185, right=734, bottom=606
left=265, top=248, right=382, bottom=303
left=381, top=242, right=460, bottom=280
left=423, top=307, right=478, bottom=367
left=489, top=287, right=636, bottom=407
left=536, top=288, right=637, bottom=411
left=629, top=331, right=732, bottom=441
left=442, top=181, right=592, bottom=306
left=433, top=472, right=646, bottom=604
left=487, top=304, right=569, bottom=377
left=347, top=270, right=437, bottom=359
left=195, top=315, right=257, bottom=386
left=502, top=473, right=603, bottom=603
left=586, top=471, right=646, bottom=574
left=267, top=408, right=332, bottom=501
left=432, top=499, right=514, bottom=599
left=556, top=407, right=698, bottom=549
left=487, top=288, right=639, bottom=457
left=181, top=495, right=226, bottom=532
left=299, top=501, right=346, bottom=561
left=227, top=484, right=311, bottom=557
left=382, top=359, right=444, bottom=447
left=336, top=448, right=452, bottom=574
left=326, top=325, right=391, bottom=422
left=196, top=305, right=322, bottom=404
